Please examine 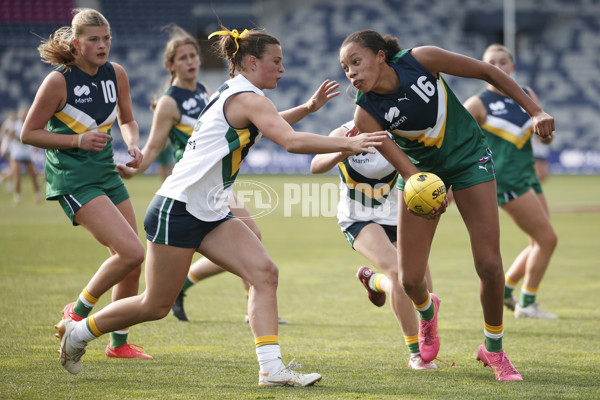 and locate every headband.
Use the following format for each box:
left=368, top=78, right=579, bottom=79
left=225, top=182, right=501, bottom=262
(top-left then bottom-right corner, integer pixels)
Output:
left=208, top=29, right=249, bottom=55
